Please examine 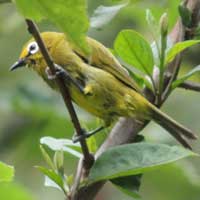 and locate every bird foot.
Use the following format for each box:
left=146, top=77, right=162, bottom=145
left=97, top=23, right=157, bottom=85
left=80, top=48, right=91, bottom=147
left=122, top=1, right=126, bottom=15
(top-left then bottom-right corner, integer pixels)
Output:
left=72, top=129, right=88, bottom=143
left=45, top=64, right=66, bottom=80
left=72, top=126, right=104, bottom=143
